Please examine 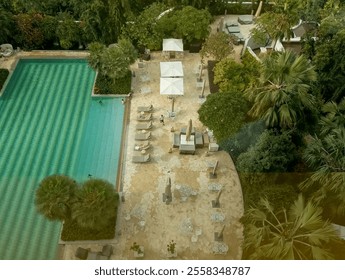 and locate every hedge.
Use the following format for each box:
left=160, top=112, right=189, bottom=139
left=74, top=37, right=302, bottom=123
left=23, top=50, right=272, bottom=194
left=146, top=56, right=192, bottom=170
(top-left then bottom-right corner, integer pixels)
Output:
left=0, top=68, right=10, bottom=91
left=95, top=70, right=131, bottom=95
